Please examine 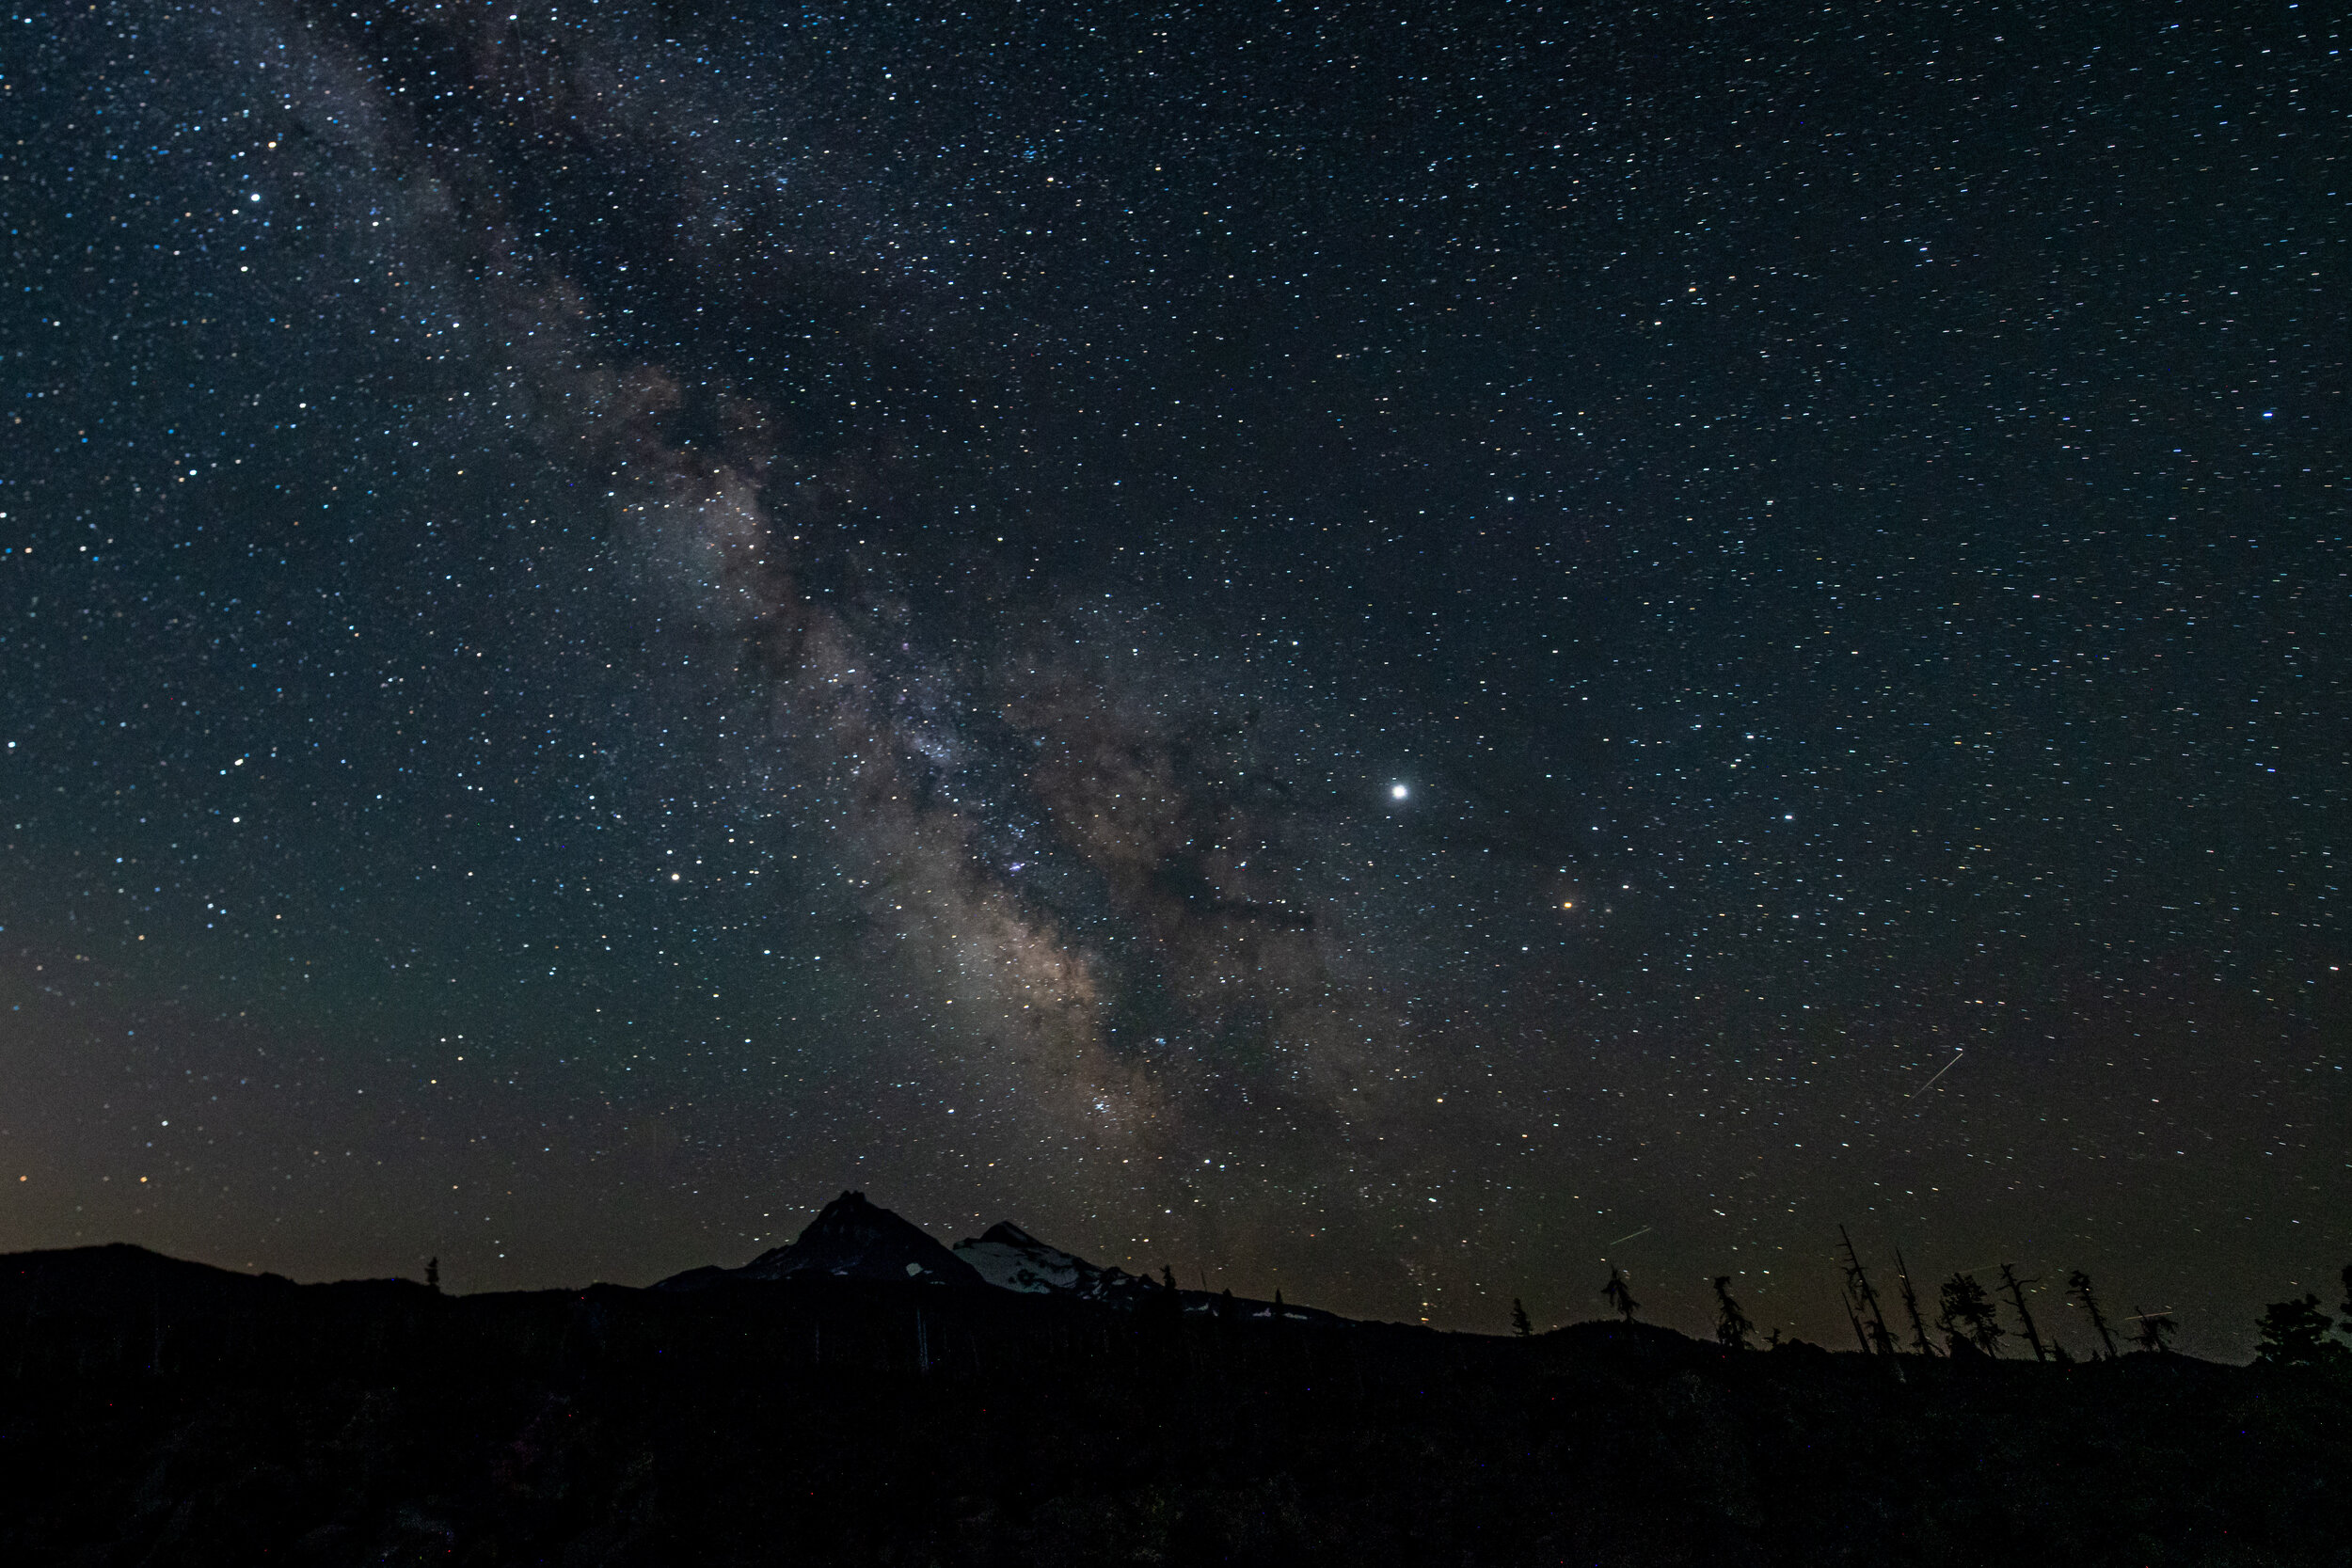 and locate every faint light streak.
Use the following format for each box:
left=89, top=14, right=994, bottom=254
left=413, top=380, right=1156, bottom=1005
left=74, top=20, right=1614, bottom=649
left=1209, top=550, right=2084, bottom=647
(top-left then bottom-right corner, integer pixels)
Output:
left=1906, top=1049, right=1966, bottom=1101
